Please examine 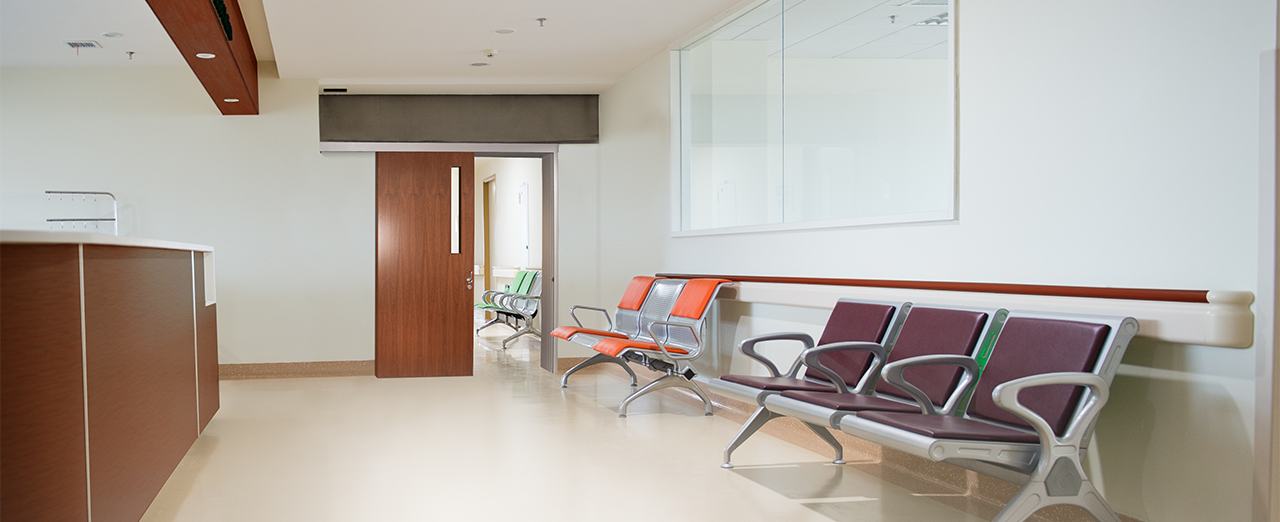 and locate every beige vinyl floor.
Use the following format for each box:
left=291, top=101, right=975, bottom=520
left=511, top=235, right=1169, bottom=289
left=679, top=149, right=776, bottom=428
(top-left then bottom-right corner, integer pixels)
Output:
left=140, top=330, right=988, bottom=522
